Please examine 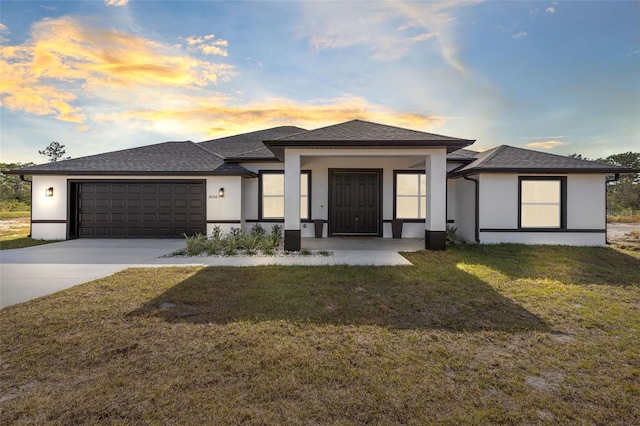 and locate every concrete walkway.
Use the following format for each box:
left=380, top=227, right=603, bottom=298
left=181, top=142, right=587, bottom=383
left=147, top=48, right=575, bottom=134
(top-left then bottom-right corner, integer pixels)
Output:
left=0, top=238, right=418, bottom=309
